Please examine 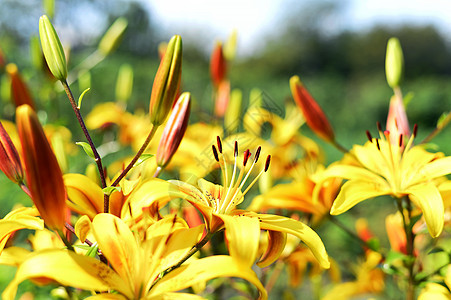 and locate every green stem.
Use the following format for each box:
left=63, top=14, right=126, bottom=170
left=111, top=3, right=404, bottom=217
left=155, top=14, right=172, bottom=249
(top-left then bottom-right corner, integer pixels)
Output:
left=328, top=215, right=368, bottom=249
left=421, top=112, right=451, bottom=144
left=331, top=140, right=349, bottom=153
left=57, top=229, right=74, bottom=252
left=111, top=124, right=158, bottom=187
